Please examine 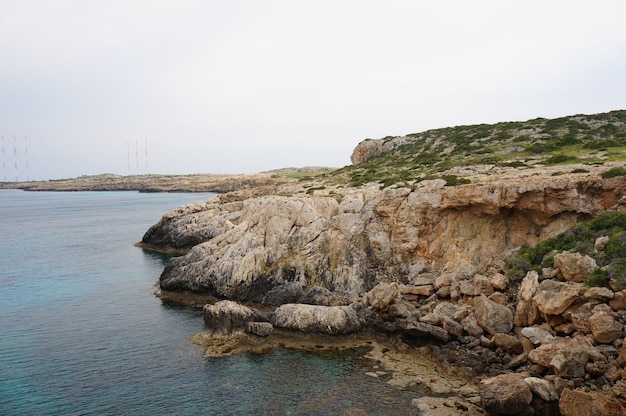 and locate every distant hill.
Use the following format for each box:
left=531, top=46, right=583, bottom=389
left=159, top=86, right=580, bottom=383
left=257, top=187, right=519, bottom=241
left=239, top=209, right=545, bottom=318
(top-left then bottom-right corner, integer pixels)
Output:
left=330, top=110, right=626, bottom=188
